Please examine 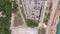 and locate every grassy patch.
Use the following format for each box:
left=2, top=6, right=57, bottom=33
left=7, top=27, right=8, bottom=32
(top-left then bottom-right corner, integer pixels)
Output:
left=1, top=26, right=11, bottom=34
left=26, top=19, right=38, bottom=27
